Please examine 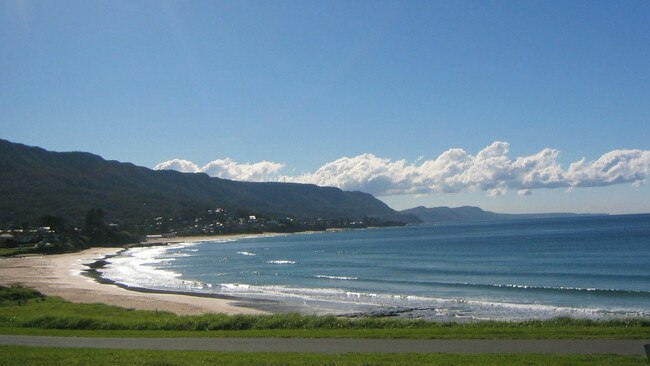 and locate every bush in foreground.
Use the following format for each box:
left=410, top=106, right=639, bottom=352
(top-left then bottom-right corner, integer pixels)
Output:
left=0, top=285, right=44, bottom=304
